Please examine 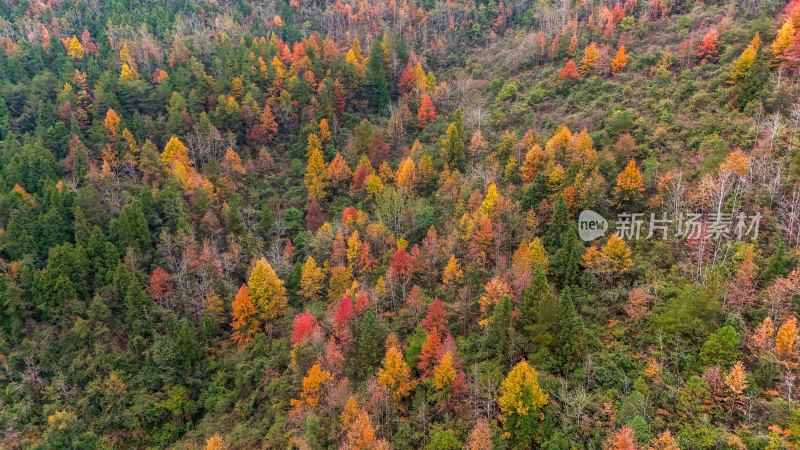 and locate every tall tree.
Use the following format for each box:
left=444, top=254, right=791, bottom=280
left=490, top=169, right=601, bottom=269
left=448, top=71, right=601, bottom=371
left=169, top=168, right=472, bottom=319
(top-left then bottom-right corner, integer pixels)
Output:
left=498, top=360, right=549, bottom=446
left=365, top=41, right=389, bottom=111
left=247, top=258, right=288, bottom=322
